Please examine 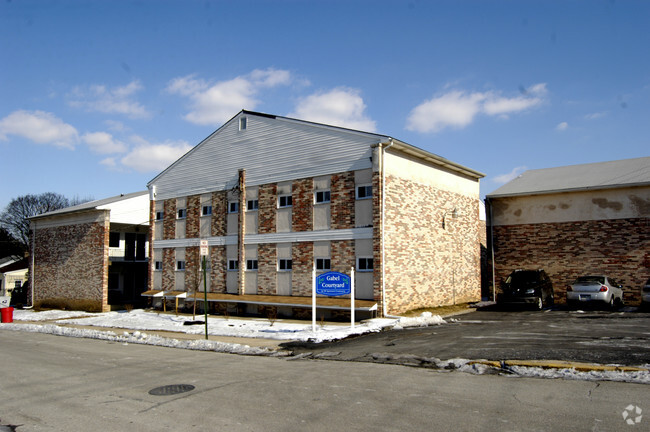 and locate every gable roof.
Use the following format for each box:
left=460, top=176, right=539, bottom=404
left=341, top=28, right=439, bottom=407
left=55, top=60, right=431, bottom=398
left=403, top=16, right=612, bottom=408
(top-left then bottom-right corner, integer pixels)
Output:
left=487, top=156, right=650, bottom=198
left=29, top=191, right=148, bottom=220
left=148, top=110, right=483, bottom=201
